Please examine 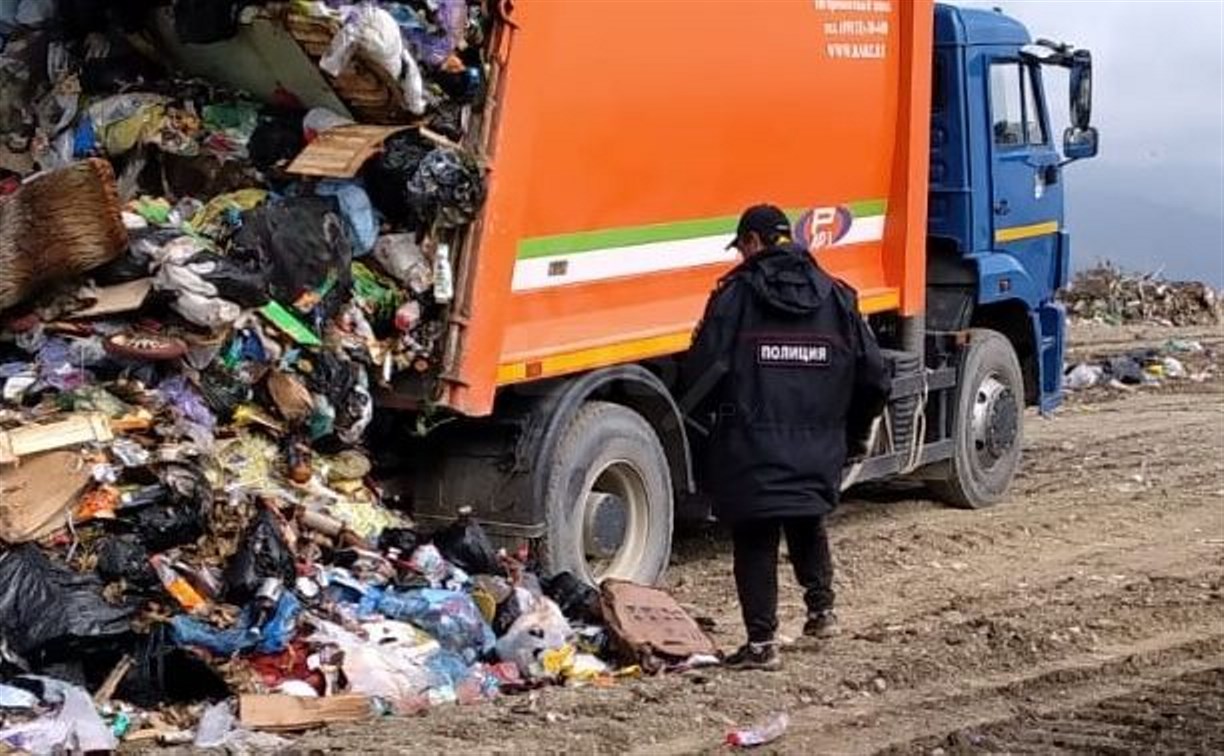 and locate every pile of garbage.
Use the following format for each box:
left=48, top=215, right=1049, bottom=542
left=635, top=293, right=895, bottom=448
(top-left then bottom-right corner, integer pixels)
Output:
left=1063, top=338, right=1215, bottom=393
left=0, top=1, right=720, bottom=750
left=1061, top=263, right=1222, bottom=327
